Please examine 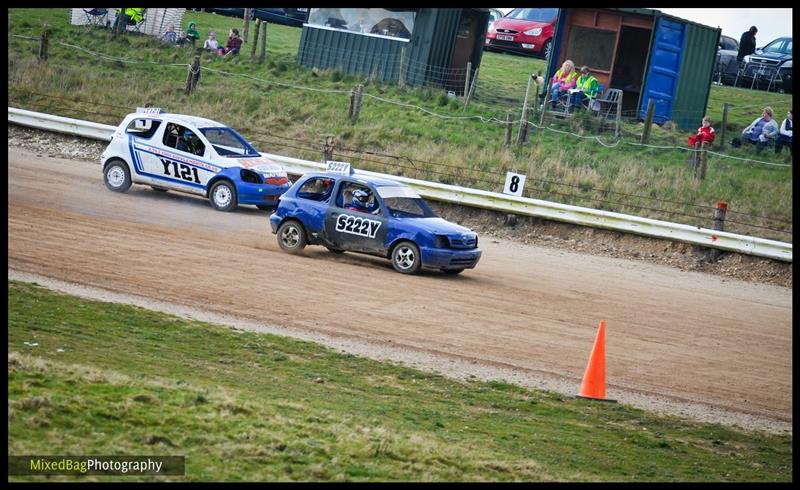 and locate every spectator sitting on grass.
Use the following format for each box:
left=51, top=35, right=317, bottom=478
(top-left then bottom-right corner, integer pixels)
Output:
left=185, top=21, right=200, bottom=47
left=220, top=28, right=242, bottom=58
left=741, top=107, right=779, bottom=153
left=159, top=23, right=177, bottom=44
left=203, top=31, right=219, bottom=52
left=775, top=109, right=792, bottom=156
